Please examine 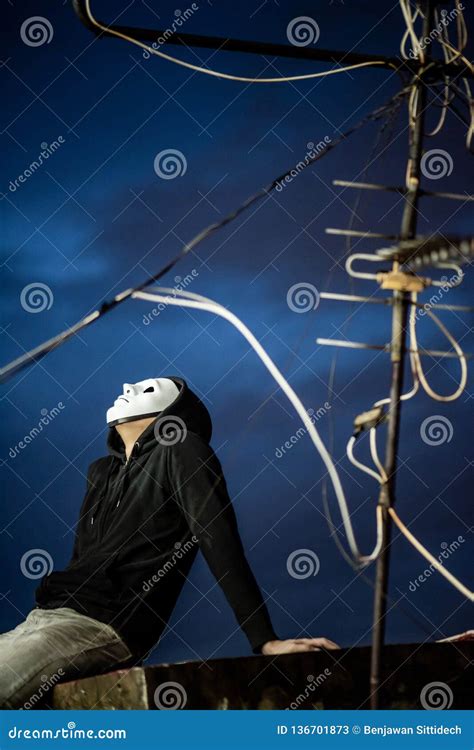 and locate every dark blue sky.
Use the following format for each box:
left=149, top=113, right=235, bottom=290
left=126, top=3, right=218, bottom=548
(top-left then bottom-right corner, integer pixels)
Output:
left=1, top=0, right=473, bottom=664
